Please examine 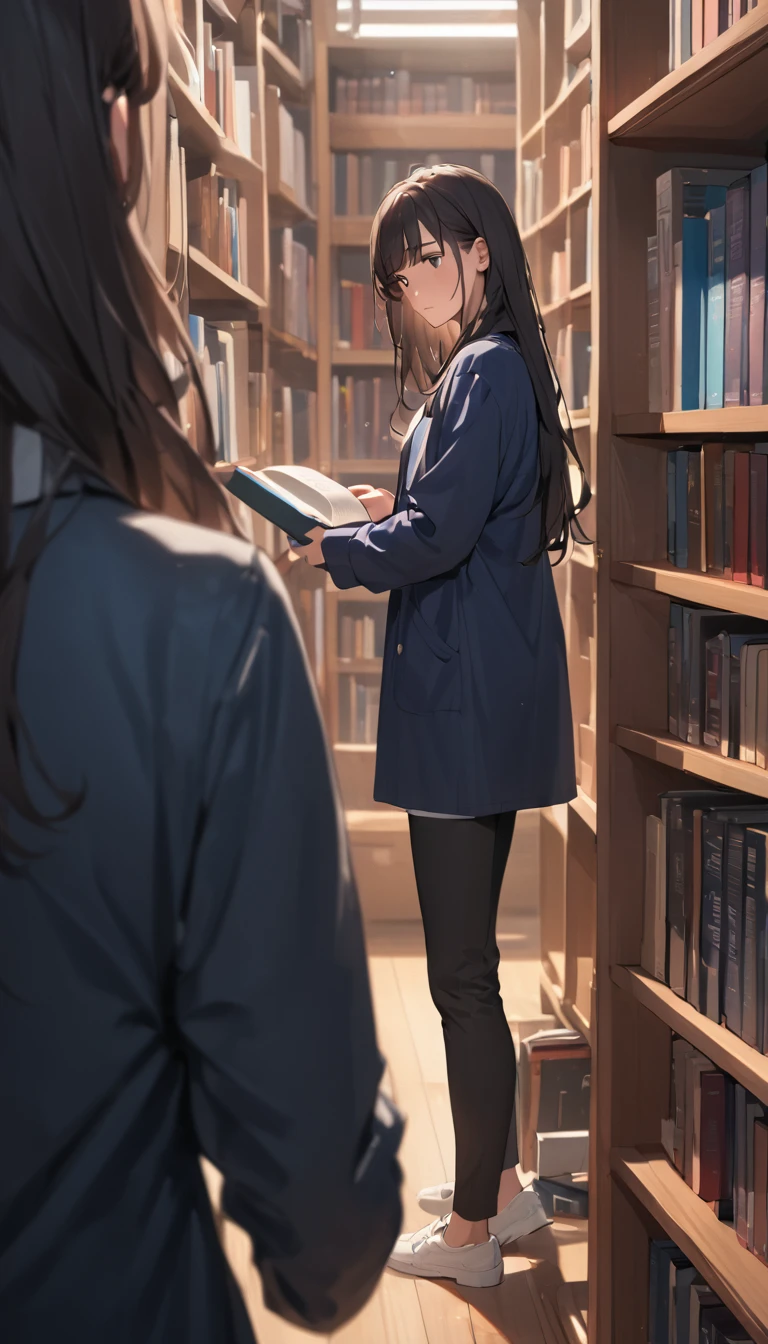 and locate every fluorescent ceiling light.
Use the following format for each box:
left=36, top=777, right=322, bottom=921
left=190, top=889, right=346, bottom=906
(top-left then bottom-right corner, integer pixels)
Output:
left=350, top=21, right=518, bottom=35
